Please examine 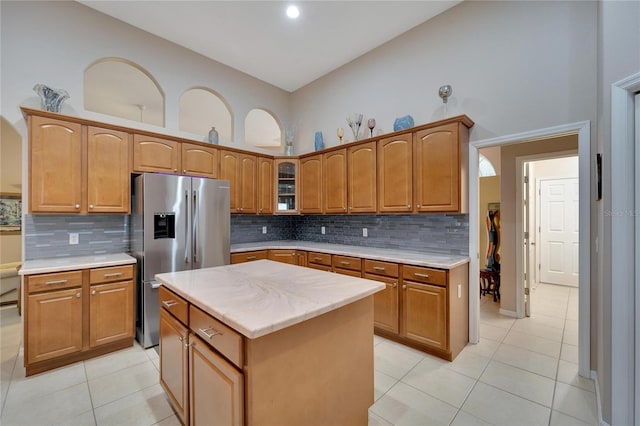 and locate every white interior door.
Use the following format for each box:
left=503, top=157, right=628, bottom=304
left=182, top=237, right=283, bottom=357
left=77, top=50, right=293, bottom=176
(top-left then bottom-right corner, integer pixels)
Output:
left=539, top=177, right=579, bottom=286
